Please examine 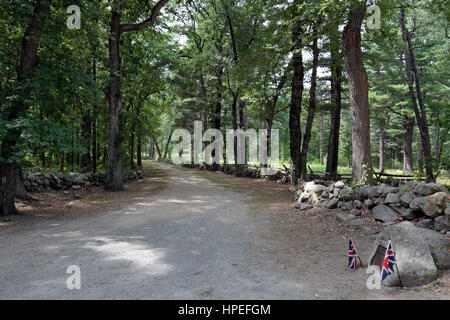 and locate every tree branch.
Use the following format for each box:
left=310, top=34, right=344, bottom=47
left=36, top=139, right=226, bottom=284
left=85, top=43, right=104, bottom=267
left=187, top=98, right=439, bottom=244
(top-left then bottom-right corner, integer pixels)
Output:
left=120, top=0, right=169, bottom=33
